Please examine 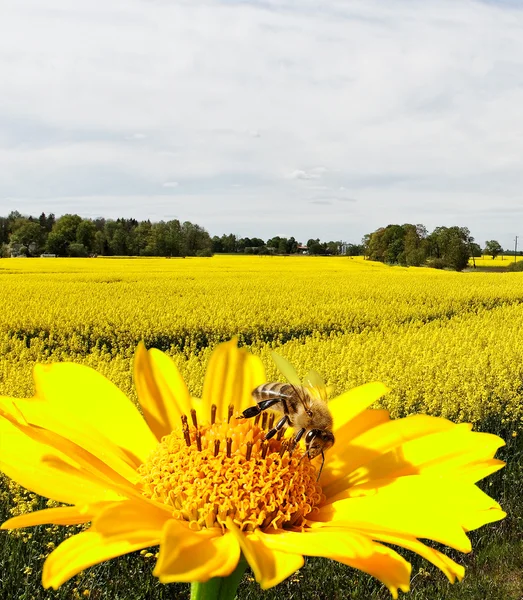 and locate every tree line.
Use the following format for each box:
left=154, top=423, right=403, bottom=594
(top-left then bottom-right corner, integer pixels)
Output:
left=0, top=211, right=513, bottom=269
left=210, top=234, right=361, bottom=255
left=1, top=212, right=213, bottom=258
left=0, top=211, right=355, bottom=258
left=363, top=224, right=512, bottom=271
